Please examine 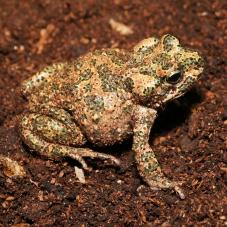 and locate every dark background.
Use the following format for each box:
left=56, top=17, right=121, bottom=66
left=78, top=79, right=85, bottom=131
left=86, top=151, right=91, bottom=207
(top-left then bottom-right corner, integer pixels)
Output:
left=0, top=0, right=226, bottom=226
